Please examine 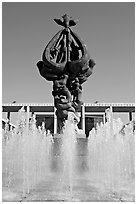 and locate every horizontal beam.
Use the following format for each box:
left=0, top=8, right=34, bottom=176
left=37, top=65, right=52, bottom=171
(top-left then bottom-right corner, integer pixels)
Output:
left=2, top=103, right=54, bottom=106
left=2, top=103, right=135, bottom=113
left=2, top=102, right=135, bottom=107
left=84, top=103, right=135, bottom=107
